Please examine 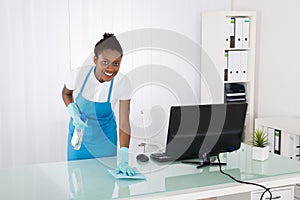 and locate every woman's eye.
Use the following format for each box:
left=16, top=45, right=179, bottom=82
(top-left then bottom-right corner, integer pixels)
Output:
left=102, top=61, right=109, bottom=65
left=114, top=63, right=120, bottom=67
